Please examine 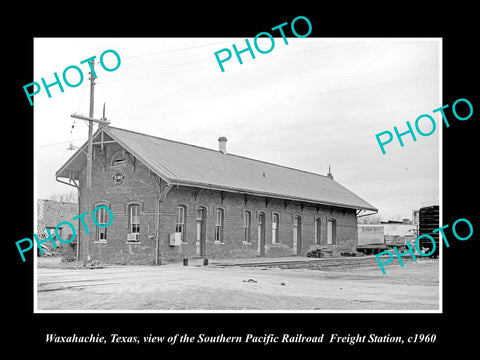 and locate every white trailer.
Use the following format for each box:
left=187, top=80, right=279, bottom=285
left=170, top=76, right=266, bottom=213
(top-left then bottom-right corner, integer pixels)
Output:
left=357, top=225, right=386, bottom=254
